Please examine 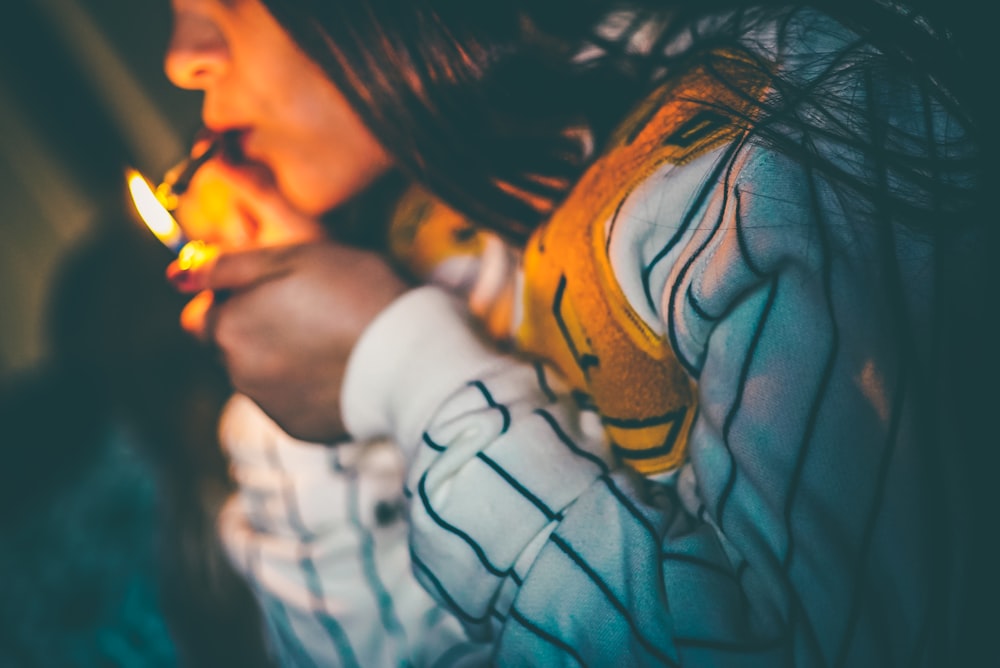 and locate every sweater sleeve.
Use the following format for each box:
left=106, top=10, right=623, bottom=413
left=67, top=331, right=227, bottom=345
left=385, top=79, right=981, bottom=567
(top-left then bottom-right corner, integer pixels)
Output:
left=343, top=281, right=734, bottom=666
left=342, top=285, right=728, bottom=665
